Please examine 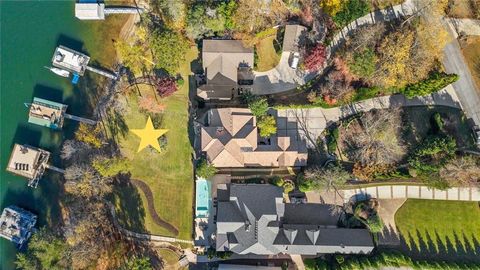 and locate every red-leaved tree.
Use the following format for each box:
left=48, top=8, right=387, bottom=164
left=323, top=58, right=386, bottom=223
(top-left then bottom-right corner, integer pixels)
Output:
left=304, top=43, right=327, bottom=72
left=156, top=77, right=178, bottom=97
